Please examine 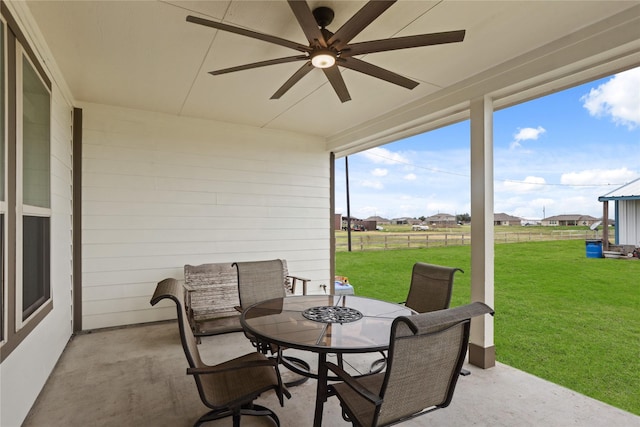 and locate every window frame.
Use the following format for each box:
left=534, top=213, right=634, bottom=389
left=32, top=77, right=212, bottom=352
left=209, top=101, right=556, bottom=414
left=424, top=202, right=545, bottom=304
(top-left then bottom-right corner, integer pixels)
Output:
left=0, top=16, right=6, bottom=345
left=15, top=46, right=51, bottom=329
left=0, top=4, right=53, bottom=361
